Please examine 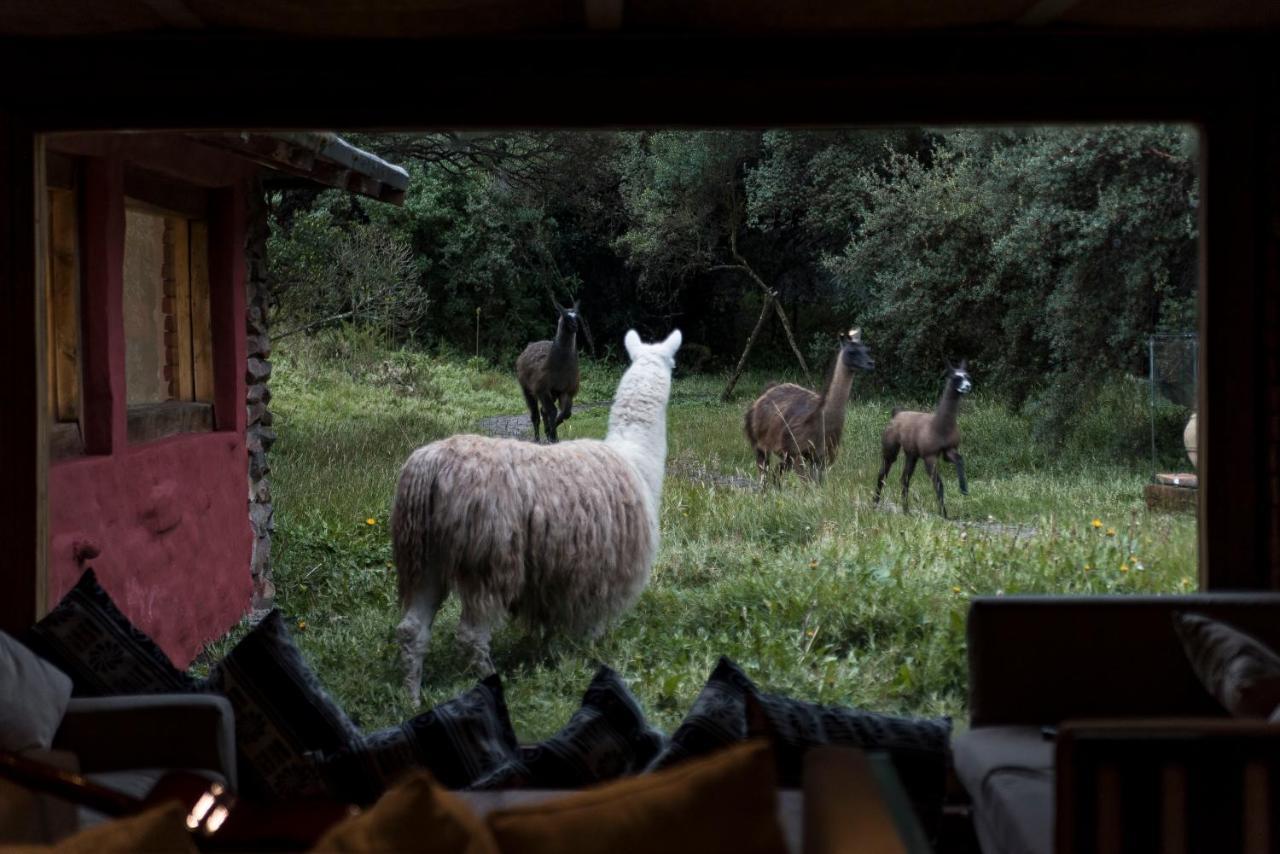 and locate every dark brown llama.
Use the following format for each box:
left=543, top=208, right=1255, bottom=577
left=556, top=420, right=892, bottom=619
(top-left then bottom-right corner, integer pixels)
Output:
left=516, top=301, right=581, bottom=442
left=873, top=359, right=972, bottom=517
left=744, top=328, right=874, bottom=483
